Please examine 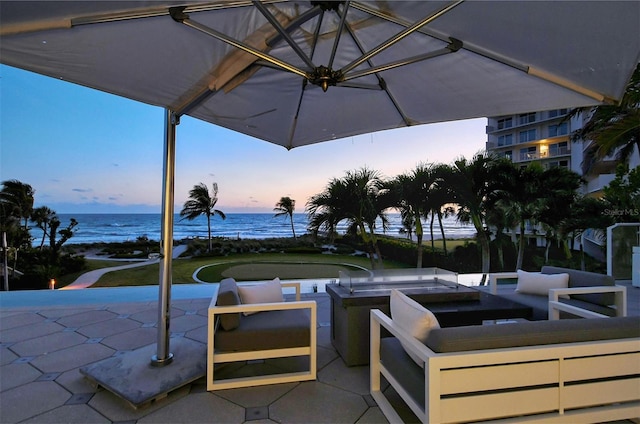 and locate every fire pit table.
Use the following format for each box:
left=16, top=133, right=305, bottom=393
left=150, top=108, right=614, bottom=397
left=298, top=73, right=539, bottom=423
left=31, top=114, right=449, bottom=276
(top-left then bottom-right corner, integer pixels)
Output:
left=327, top=268, right=531, bottom=366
